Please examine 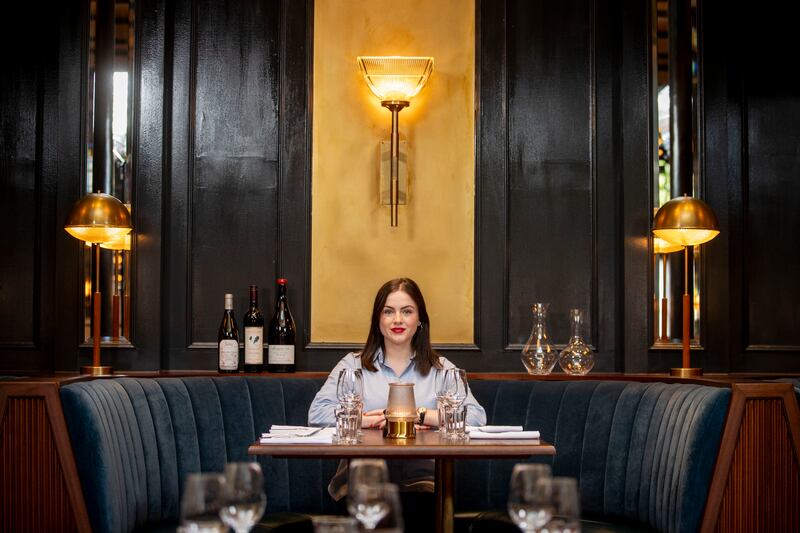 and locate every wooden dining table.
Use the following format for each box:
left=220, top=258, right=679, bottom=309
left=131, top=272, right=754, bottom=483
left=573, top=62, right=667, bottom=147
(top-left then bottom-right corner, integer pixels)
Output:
left=248, top=429, right=555, bottom=533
